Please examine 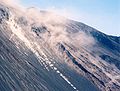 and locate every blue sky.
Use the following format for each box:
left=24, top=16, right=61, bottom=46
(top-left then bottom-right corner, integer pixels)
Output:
left=20, top=0, right=120, bottom=36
